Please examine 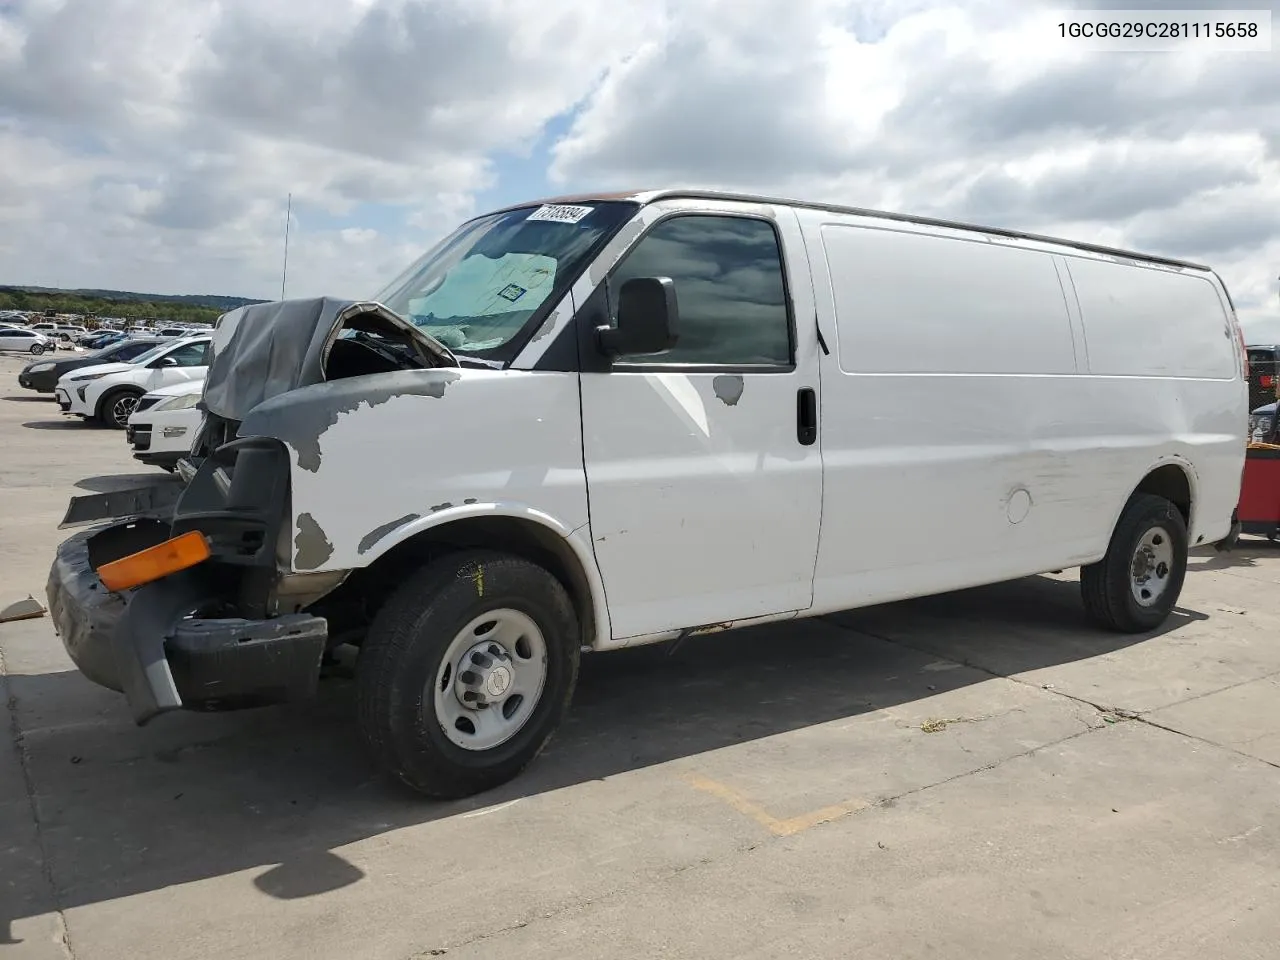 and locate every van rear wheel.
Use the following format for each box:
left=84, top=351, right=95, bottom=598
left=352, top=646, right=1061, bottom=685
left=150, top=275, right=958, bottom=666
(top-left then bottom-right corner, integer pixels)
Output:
left=356, top=549, right=581, bottom=799
left=1081, top=493, right=1188, bottom=633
